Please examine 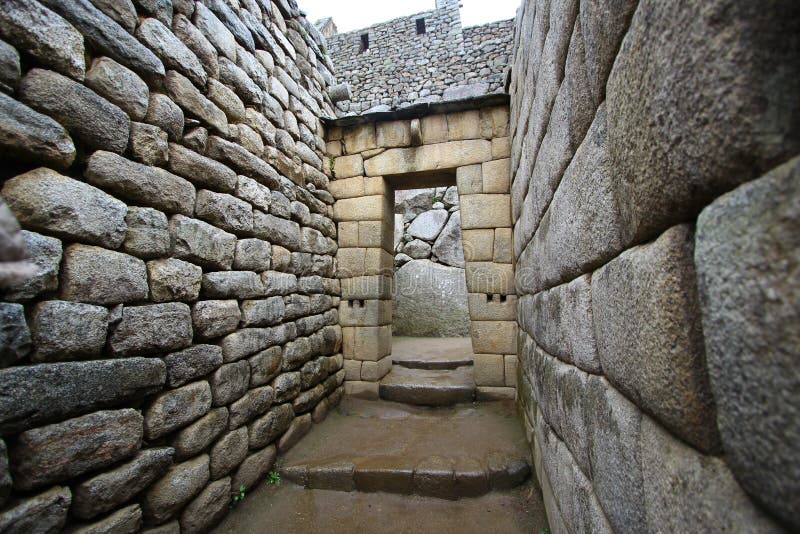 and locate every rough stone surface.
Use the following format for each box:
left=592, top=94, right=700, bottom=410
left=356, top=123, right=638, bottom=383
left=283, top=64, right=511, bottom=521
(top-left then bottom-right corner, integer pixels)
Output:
left=123, top=207, right=170, bottom=259
left=210, top=361, right=250, bottom=406
left=85, top=57, right=150, bottom=121
left=71, top=504, right=142, bottom=534
left=129, top=122, right=169, bottom=165
left=19, top=68, right=129, bottom=153
left=142, top=455, right=210, bottom=524
left=0, top=358, right=164, bottom=435
left=0, top=486, right=71, bottom=533
left=4, top=231, right=62, bottom=301
left=166, top=70, right=227, bottom=134
left=147, top=259, right=203, bottom=302
left=2, top=168, right=127, bottom=249
left=144, top=381, right=212, bottom=439
left=192, top=300, right=240, bottom=340
left=168, top=143, right=237, bottom=193
left=180, top=477, right=230, bottom=533
left=170, top=215, right=236, bottom=270
left=0, top=0, right=86, bottom=80
left=248, top=403, right=294, bottom=449
left=110, top=303, right=193, bottom=357
left=0, top=92, right=76, bottom=169
left=61, top=244, right=149, bottom=305
left=393, top=260, right=469, bottom=337
left=136, top=18, right=206, bottom=87
left=146, top=93, right=184, bottom=141
left=30, top=300, right=108, bottom=362
left=86, top=150, right=195, bottom=216
left=170, top=408, right=228, bottom=461
left=210, top=428, right=248, bottom=479
left=71, top=448, right=174, bottom=520
left=432, top=212, right=465, bottom=267
left=695, top=156, right=800, bottom=528
left=10, top=409, right=143, bottom=491
left=0, top=303, right=31, bottom=368
left=195, top=189, right=254, bottom=234
left=165, top=345, right=223, bottom=388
